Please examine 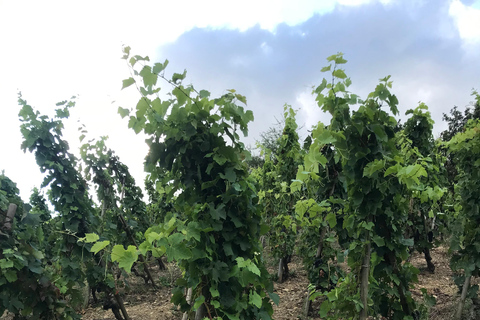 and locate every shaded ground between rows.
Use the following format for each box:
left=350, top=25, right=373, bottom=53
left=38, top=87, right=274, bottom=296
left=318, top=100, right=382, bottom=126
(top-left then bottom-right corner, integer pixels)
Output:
left=2, top=246, right=476, bottom=319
